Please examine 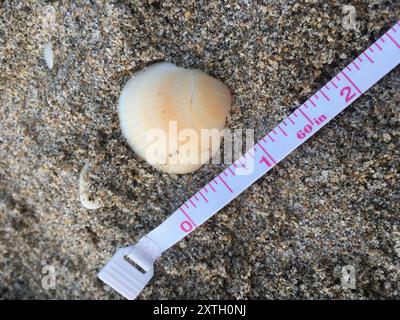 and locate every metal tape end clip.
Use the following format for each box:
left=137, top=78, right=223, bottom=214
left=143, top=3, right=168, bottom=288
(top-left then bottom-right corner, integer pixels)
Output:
left=98, top=237, right=161, bottom=300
